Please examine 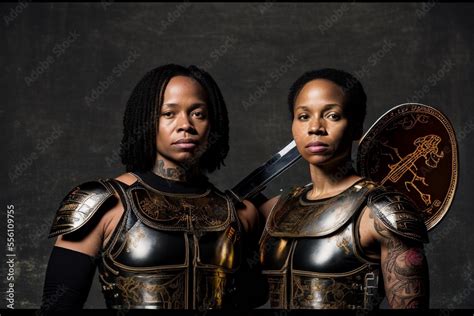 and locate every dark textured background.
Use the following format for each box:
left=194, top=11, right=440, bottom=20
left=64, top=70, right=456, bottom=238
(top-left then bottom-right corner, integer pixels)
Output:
left=2, top=2, right=473, bottom=309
